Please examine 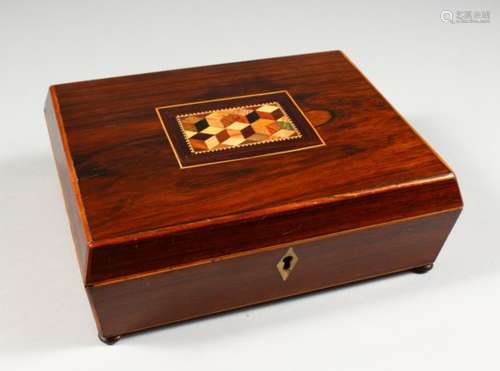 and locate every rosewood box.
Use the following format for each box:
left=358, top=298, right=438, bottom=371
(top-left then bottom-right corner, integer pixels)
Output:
left=45, top=51, right=463, bottom=344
